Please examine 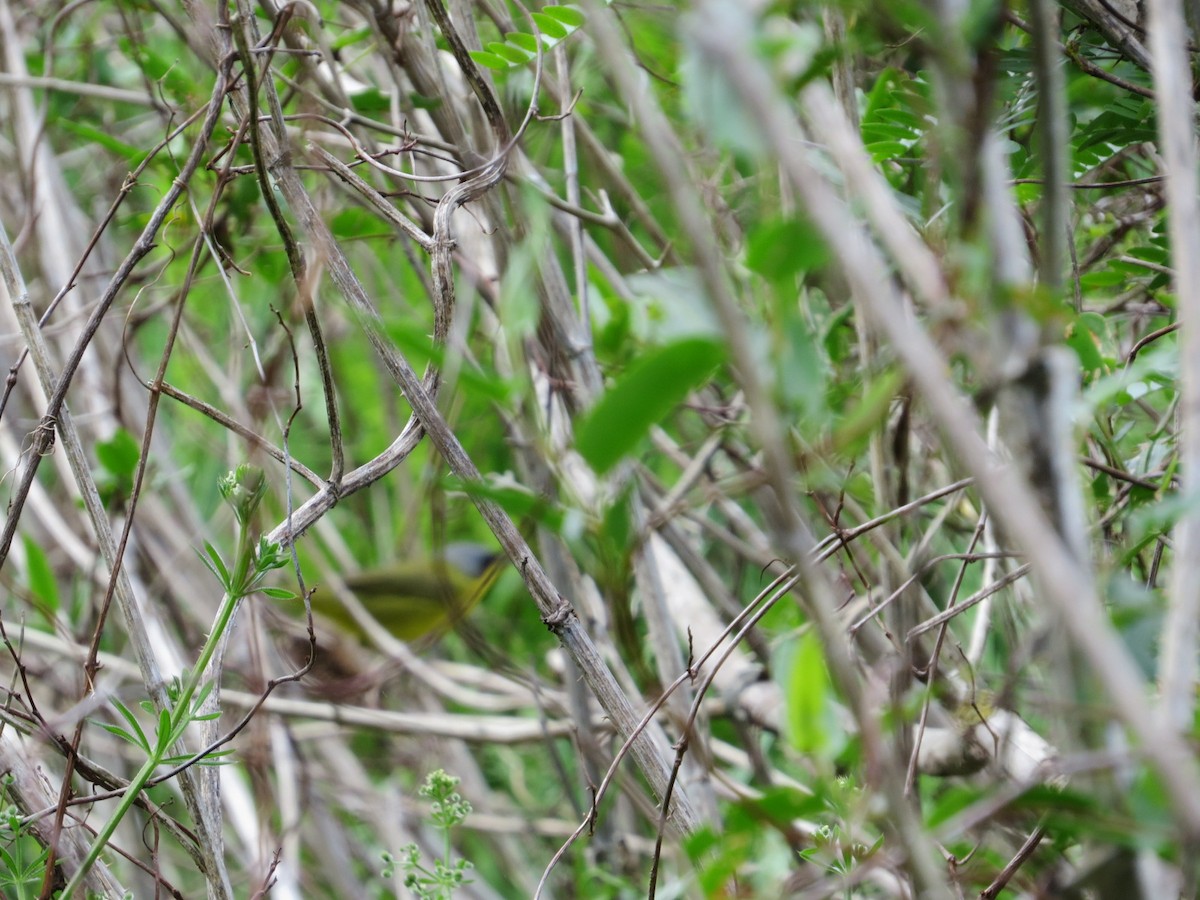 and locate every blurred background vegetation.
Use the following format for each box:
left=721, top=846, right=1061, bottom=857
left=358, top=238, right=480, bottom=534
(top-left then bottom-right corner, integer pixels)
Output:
left=0, top=0, right=1195, bottom=897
